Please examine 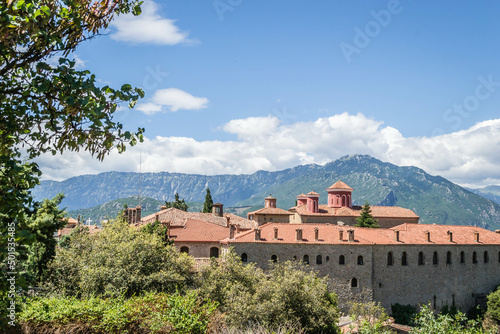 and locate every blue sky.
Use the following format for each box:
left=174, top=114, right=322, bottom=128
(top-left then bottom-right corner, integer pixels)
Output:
left=36, top=0, right=500, bottom=188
